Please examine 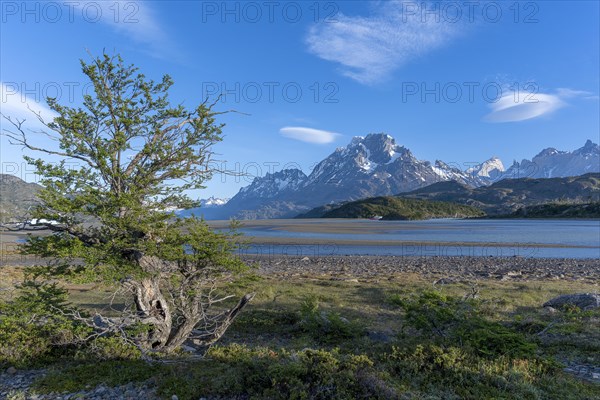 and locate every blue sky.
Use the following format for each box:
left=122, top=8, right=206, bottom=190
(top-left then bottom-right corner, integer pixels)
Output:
left=1, top=0, right=598, bottom=198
